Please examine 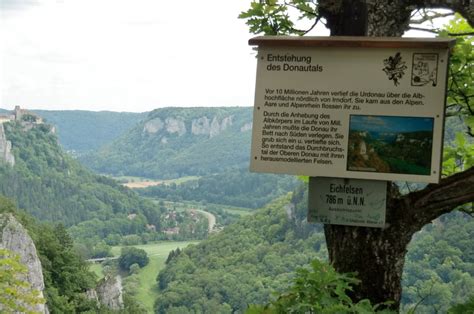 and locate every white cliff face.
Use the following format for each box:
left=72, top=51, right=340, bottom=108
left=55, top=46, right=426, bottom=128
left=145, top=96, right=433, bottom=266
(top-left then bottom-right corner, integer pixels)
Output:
left=0, top=214, right=48, bottom=313
left=191, top=115, right=233, bottom=138
left=165, top=118, right=186, bottom=136
left=96, top=275, right=124, bottom=310
left=209, top=116, right=233, bottom=138
left=143, top=115, right=235, bottom=138
left=240, top=122, right=252, bottom=132
left=0, top=124, right=15, bottom=166
left=191, top=117, right=211, bottom=135
left=143, top=118, right=164, bottom=134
